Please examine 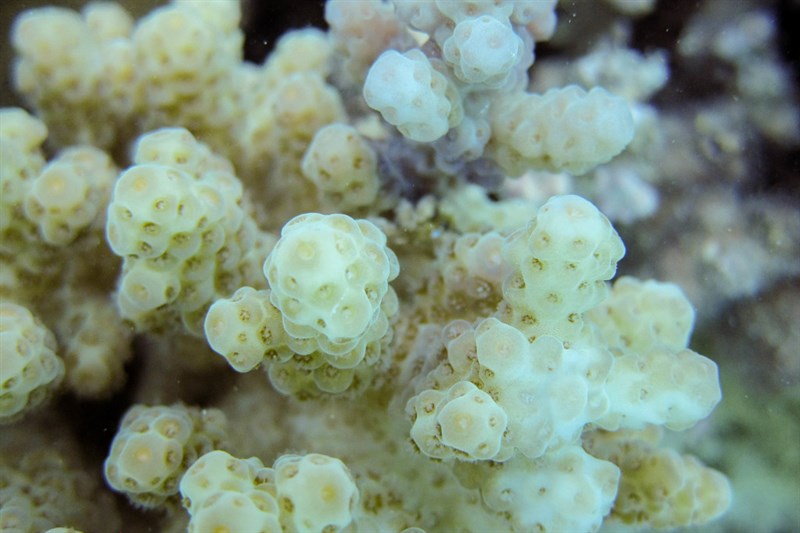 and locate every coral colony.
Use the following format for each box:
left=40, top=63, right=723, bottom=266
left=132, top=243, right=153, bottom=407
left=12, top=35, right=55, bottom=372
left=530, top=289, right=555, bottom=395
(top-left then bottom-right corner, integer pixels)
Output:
left=3, top=0, right=799, bottom=531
